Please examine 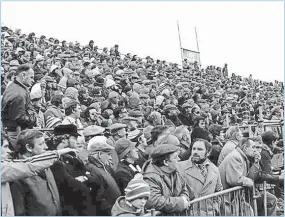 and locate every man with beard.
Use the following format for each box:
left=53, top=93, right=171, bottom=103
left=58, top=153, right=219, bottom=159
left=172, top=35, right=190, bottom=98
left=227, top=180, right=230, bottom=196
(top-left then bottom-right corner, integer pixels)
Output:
left=85, top=136, right=121, bottom=216
left=163, top=105, right=183, bottom=126
left=178, top=139, right=223, bottom=215
left=83, top=104, right=103, bottom=127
